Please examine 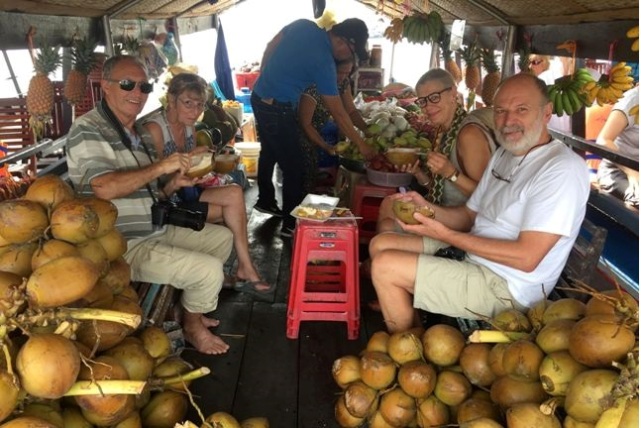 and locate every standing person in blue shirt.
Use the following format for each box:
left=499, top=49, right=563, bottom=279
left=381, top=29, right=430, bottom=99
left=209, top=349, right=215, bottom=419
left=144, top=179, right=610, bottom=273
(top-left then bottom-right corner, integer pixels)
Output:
left=251, top=17, right=377, bottom=238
